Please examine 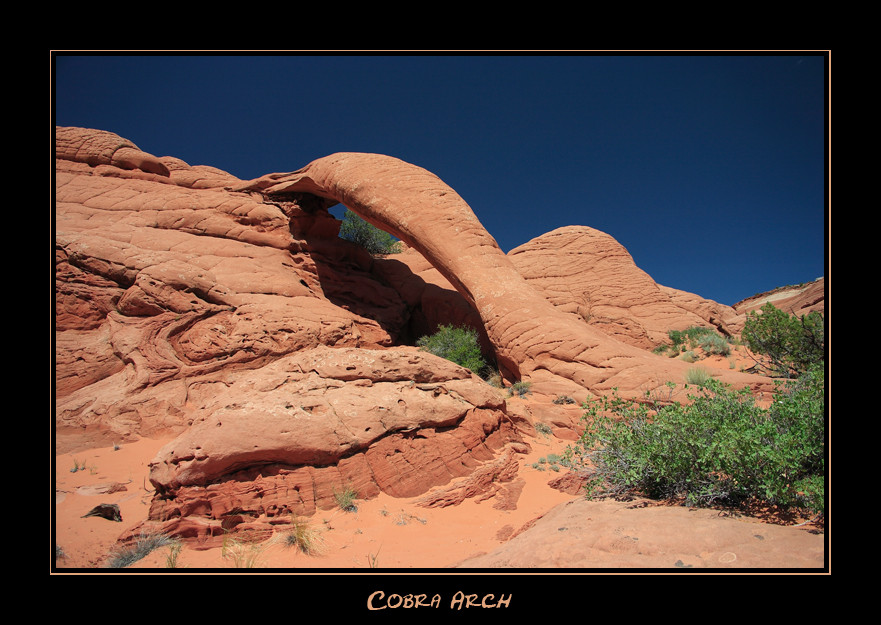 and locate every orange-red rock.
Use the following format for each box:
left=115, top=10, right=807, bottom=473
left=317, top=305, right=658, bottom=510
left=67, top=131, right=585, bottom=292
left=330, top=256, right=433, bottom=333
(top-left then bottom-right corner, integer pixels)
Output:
left=55, top=127, right=820, bottom=558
